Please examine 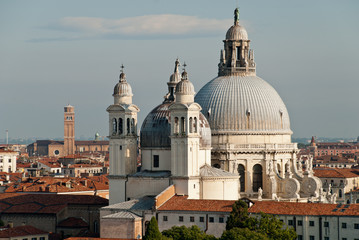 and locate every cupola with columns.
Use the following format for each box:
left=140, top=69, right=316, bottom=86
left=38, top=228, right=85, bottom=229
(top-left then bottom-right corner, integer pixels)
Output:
left=218, top=8, right=256, bottom=76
